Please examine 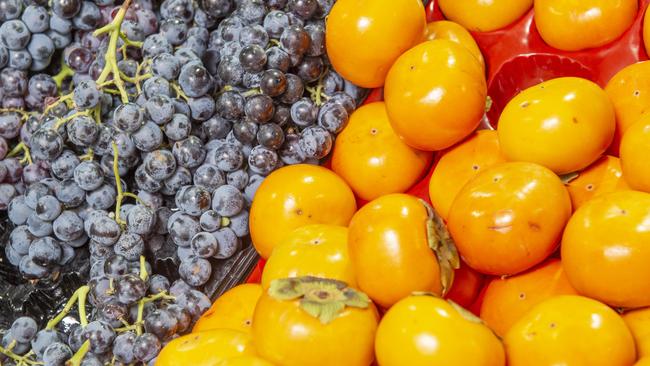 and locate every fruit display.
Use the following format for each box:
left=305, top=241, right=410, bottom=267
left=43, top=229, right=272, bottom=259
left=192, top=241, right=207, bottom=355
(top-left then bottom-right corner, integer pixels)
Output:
left=5, top=0, right=650, bottom=365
